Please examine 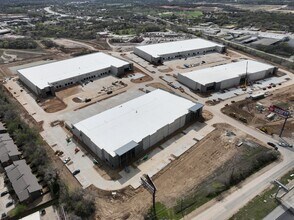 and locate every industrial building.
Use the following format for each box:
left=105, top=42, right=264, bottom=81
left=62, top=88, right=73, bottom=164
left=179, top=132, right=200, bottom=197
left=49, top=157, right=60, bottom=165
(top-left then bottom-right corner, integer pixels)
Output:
left=18, top=52, right=133, bottom=97
left=134, top=38, right=225, bottom=64
left=178, top=60, right=277, bottom=92
left=72, top=89, right=203, bottom=168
